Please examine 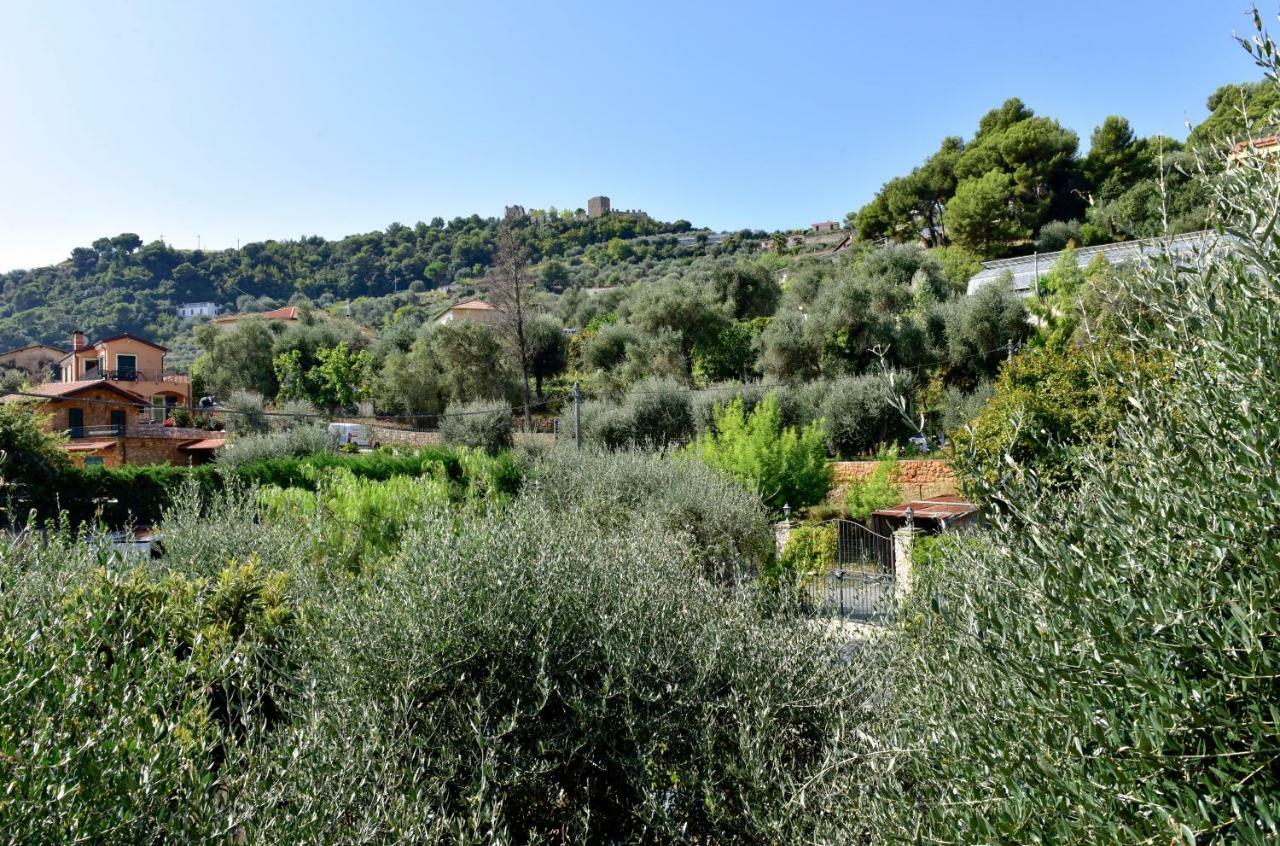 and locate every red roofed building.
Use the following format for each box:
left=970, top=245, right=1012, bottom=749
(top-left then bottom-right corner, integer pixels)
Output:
left=1228, top=134, right=1280, bottom=164
left=54, top=330, right=191, bottom=416
left=211, top=305, right=303, bottom=331
left=435, top=298, right=503, bottom=327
